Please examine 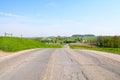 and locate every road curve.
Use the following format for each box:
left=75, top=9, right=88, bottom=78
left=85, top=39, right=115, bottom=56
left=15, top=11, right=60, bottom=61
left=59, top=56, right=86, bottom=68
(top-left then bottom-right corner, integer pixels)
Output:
left=0, top=48, right=120, bottom=80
